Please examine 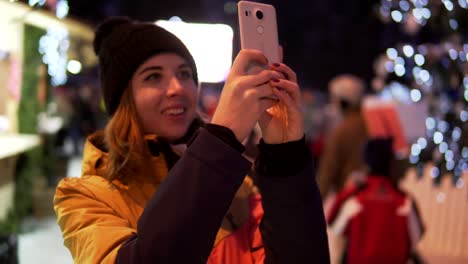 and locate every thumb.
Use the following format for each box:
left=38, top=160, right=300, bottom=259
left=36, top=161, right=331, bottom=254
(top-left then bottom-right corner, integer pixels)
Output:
left=231, top=49, right=268, bottom=76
